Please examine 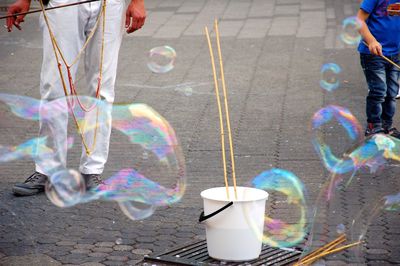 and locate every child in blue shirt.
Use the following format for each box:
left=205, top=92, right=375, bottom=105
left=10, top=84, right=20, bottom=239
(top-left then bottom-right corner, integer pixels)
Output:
left=357, top=0, right=400, bottom=138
